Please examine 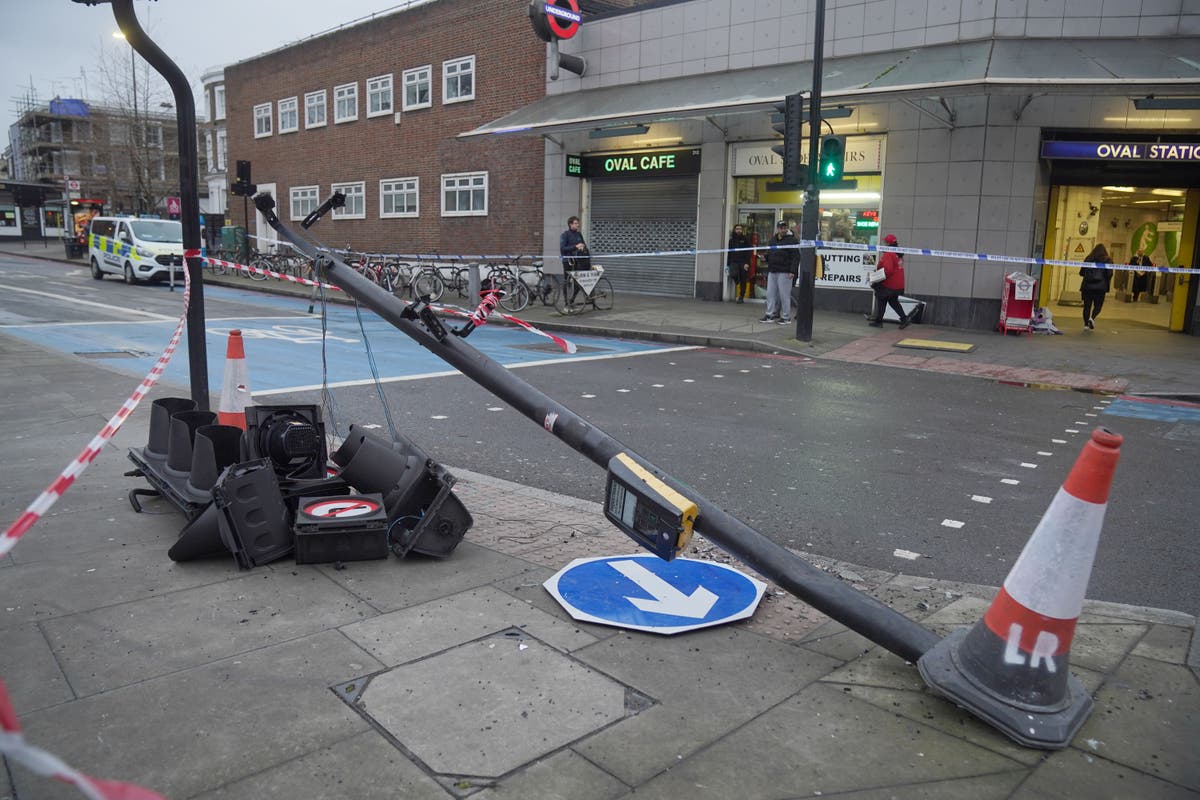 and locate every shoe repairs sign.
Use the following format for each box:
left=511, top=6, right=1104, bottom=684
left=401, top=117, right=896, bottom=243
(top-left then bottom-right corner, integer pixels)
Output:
left=816, top=248, right=876, bottom=291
